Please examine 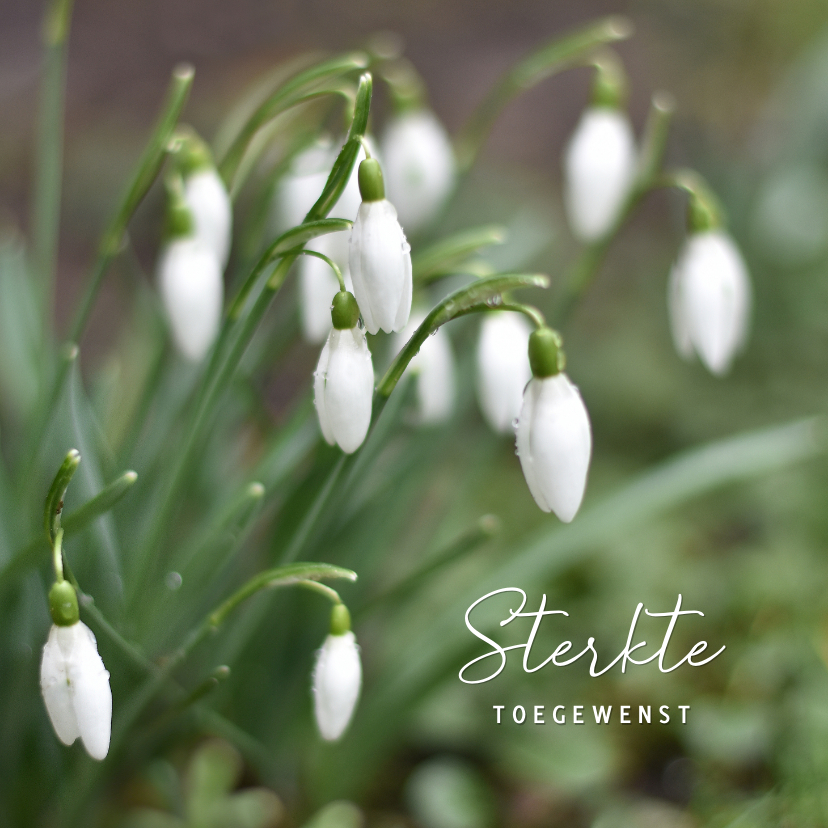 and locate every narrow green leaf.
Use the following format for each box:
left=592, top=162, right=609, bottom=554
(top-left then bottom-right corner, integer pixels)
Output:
left=304, top=72, right=373, bottom=223
left=44, top=448, right=80, bottom=542
left=61, top=470, right=137, bottom=535
left=218, top=52, right=369, bottom=187
left=209, top=562, right=357, bottom=628
left=377, top=272, right=549, bottom=397
left=412, top=225, right=507, bottom=283
left=456, top=16, right=632, bottom=170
